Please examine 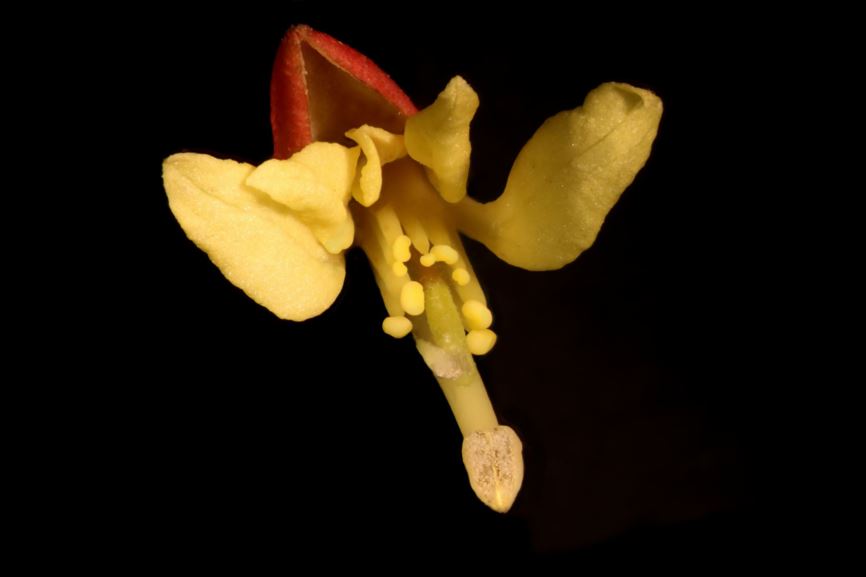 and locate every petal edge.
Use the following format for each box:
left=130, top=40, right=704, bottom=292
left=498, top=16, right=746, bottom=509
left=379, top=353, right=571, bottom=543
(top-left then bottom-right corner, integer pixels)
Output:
left=456, top=83, right=662, bottom=271
left=163, top=153, right=346, bottom=321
